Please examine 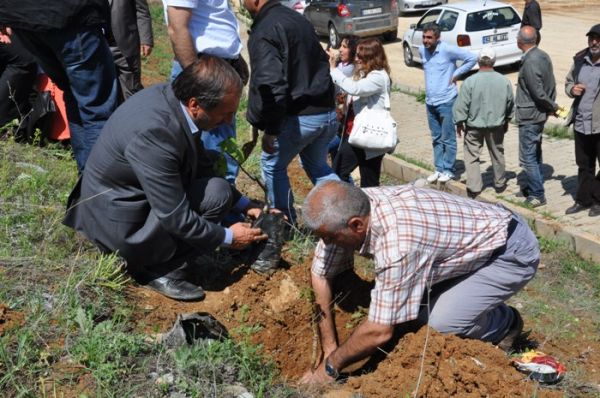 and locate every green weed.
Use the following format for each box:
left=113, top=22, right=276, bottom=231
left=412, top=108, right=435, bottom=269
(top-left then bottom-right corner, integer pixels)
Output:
left=392, top=153, right=434, bottom=172
left=544, top=123, right=573, bottom=140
